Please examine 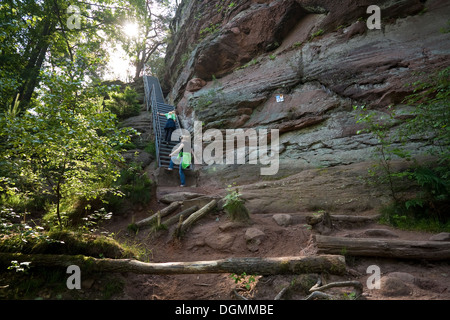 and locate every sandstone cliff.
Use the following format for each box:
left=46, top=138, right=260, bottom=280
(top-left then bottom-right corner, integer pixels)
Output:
left=161, top=0, right=450, bottom=214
